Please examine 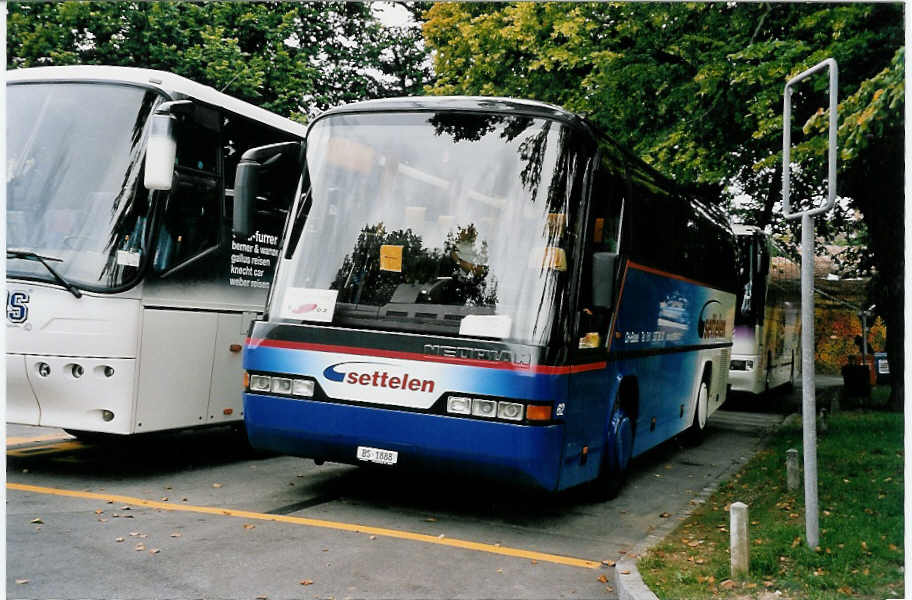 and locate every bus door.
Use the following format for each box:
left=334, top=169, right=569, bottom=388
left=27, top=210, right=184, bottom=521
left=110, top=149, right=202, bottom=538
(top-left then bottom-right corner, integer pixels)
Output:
left=564, top=161, right=624, bottom=488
